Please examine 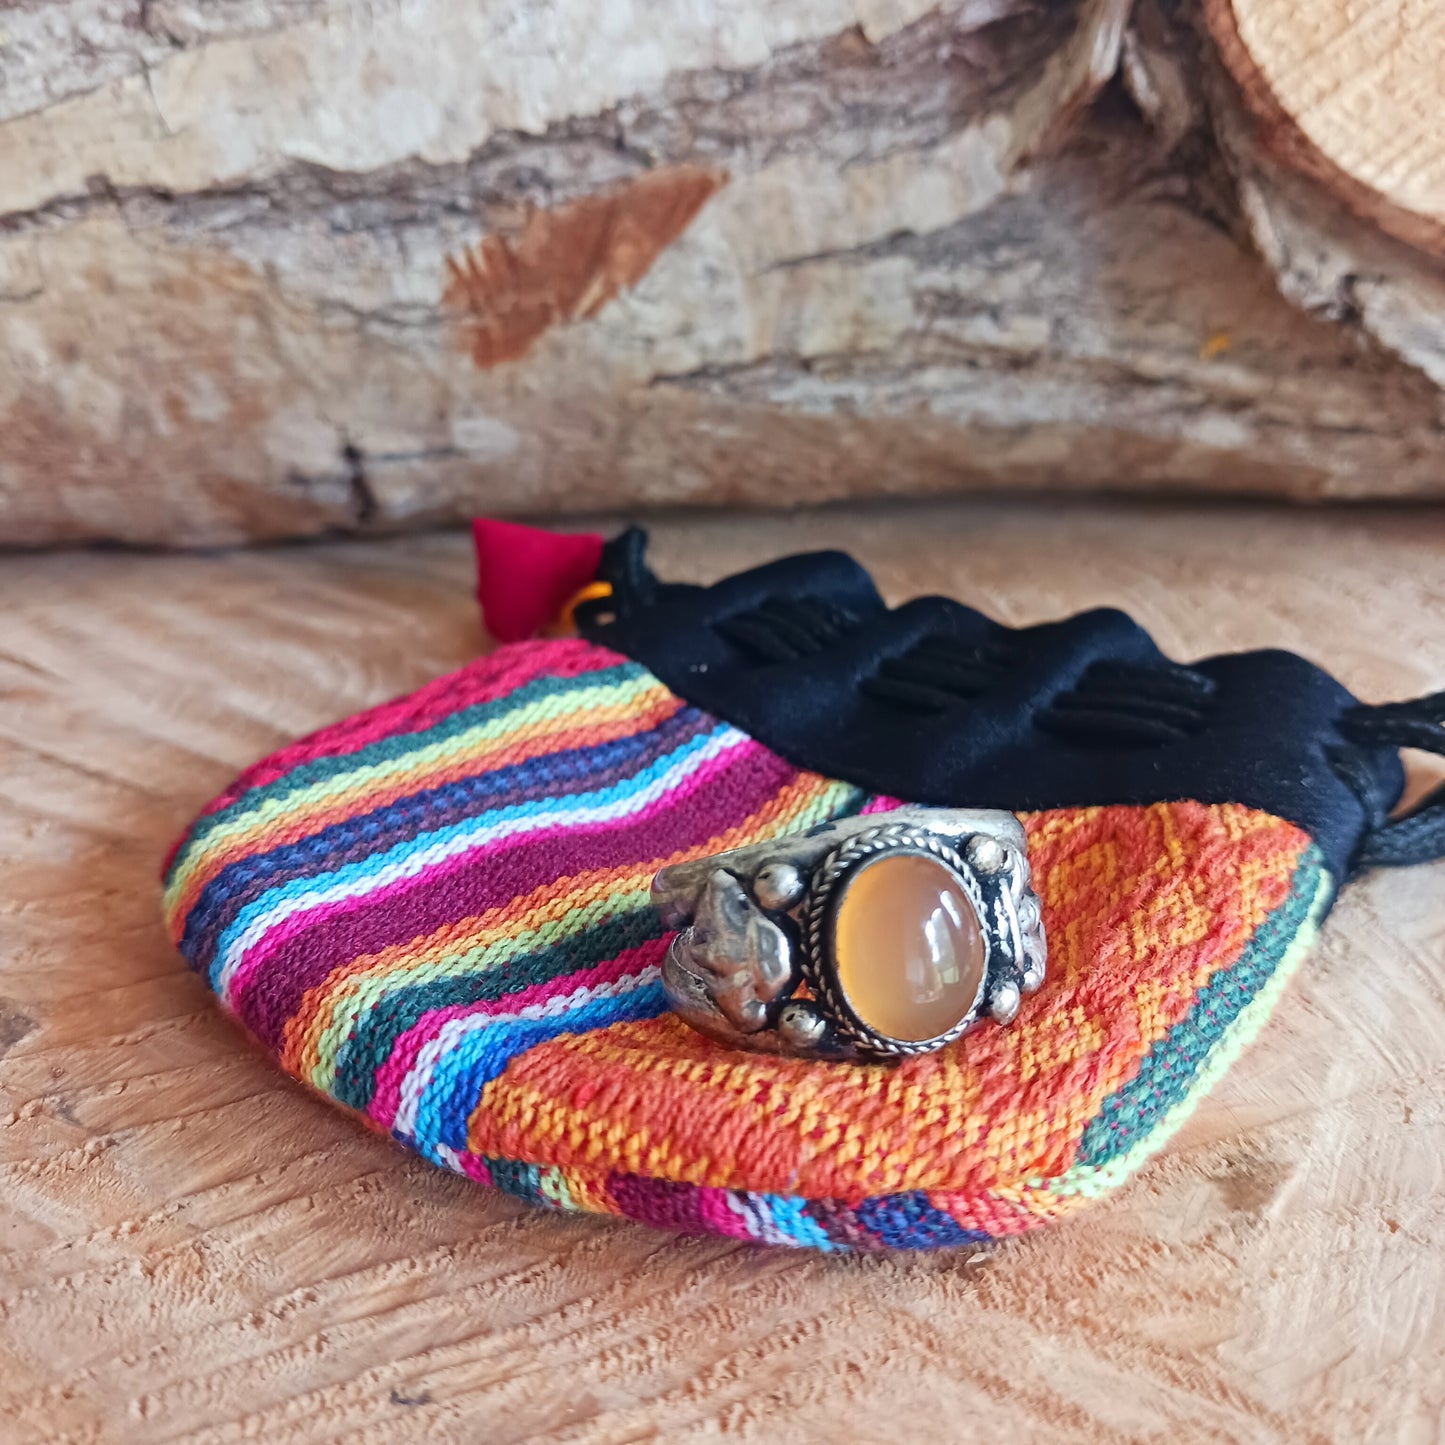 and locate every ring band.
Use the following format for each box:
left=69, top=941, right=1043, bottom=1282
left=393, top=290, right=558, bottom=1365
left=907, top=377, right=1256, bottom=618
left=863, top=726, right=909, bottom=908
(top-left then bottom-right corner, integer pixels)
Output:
left=651, top=808, right=1046, bottom=1062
